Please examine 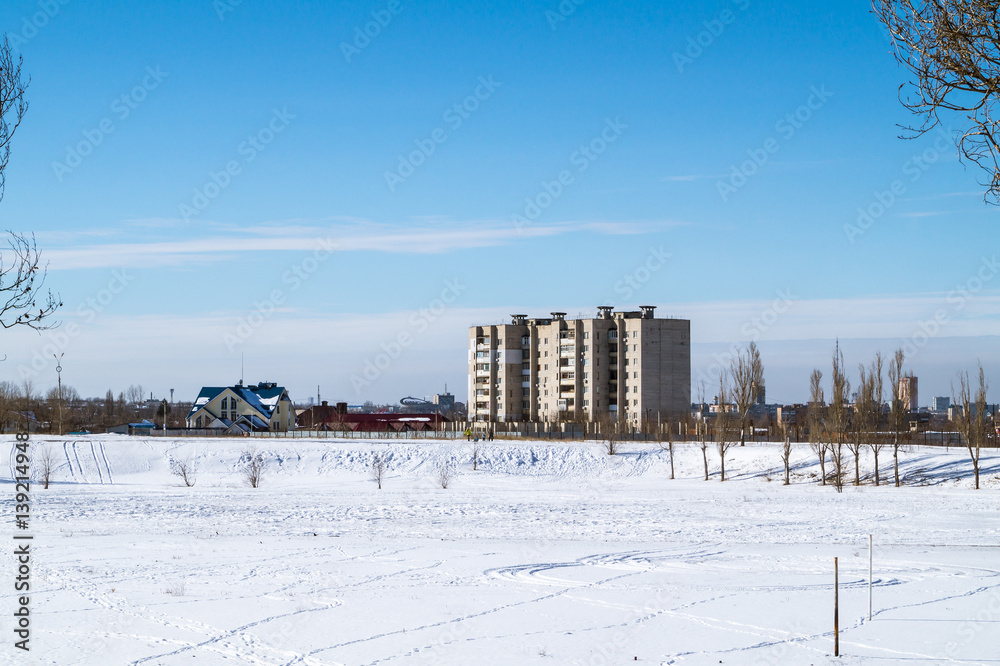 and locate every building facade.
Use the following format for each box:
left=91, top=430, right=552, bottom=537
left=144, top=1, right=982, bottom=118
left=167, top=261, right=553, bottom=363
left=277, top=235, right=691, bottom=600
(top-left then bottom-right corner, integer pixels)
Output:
left=186, top=381, right=295, bottom=433
left=468, top=306, right=690, bottom=423
left=898, top=375, right=918, bottom=412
